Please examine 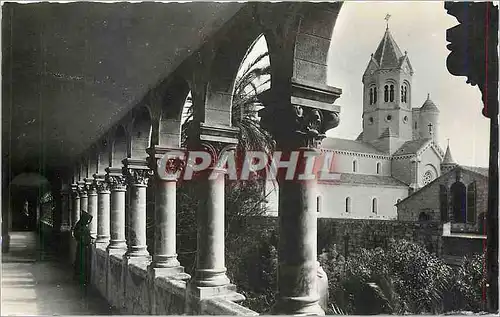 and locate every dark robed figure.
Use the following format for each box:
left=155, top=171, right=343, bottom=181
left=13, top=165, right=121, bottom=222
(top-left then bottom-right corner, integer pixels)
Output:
left=72, top=211, right=93, bottom=286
